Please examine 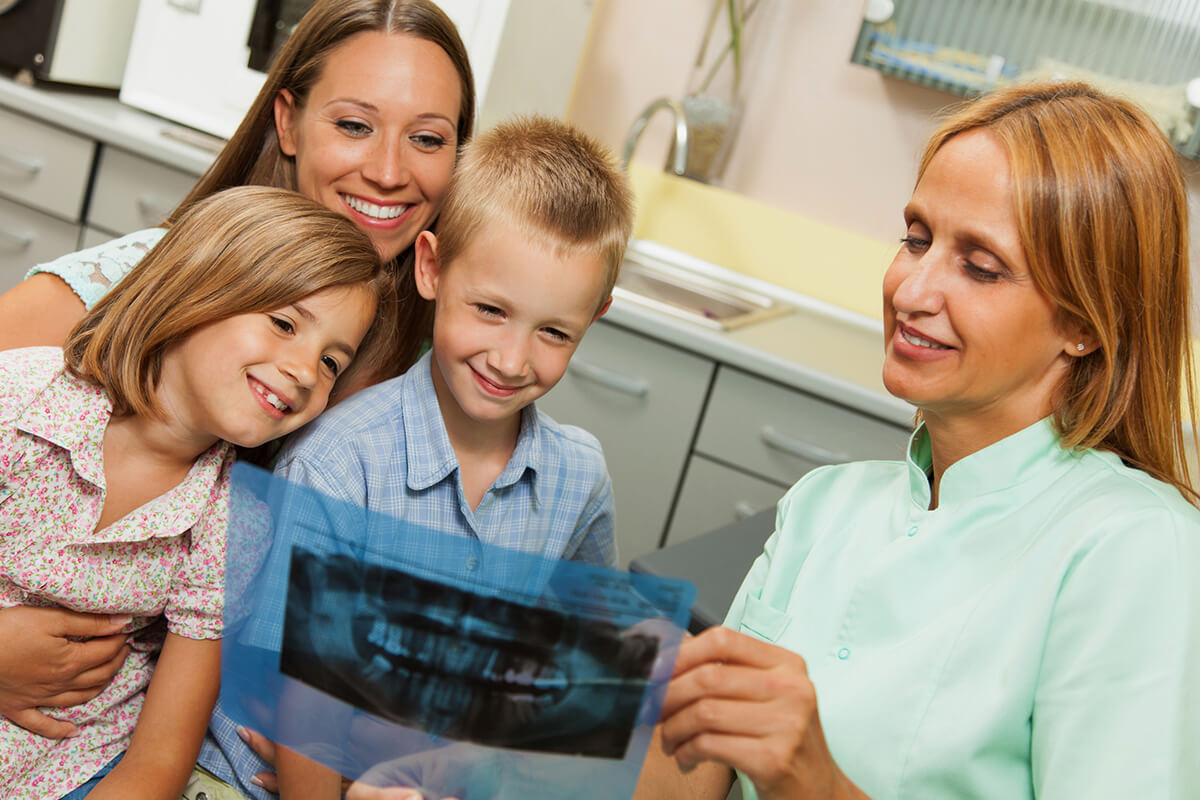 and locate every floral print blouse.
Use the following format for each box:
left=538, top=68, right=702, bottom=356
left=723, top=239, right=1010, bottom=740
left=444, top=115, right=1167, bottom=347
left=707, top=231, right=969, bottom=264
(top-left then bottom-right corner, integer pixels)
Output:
left=0, top=347, right=230, bottom=799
